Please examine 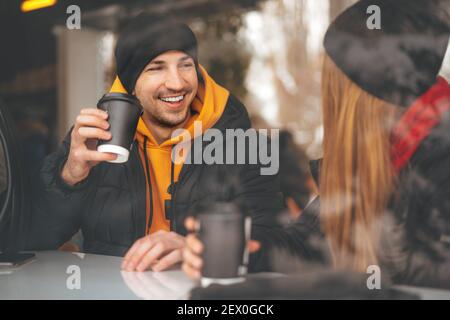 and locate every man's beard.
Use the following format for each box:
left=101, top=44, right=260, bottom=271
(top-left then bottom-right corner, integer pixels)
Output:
left=150, top=107, right=191, bottom=128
